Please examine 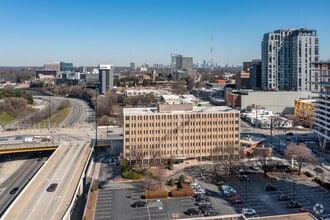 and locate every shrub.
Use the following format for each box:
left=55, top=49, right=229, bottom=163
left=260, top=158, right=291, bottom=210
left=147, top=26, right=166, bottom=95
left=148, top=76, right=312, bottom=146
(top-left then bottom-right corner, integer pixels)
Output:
left=169, top=183, right=194, bottom=197
left=180, top=183, right=194, bottom=196
left=144, top=190, right=168, bottom=199
left=167, top=159, right=174, bottom=170
left=91, top=184, right=98, bottom=192
left=169, top=179, right=175, bottom=186
left=286, top=167, right=298, bottom=173
left=121, top=170, right=143, bottom=179
left=120, top=159, right=129, bottom=172
left=170, top=190, right=186, bottom=198
left=304, top=171, right=314, bottom=178
left=179, top=174, right=185, bottom=184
